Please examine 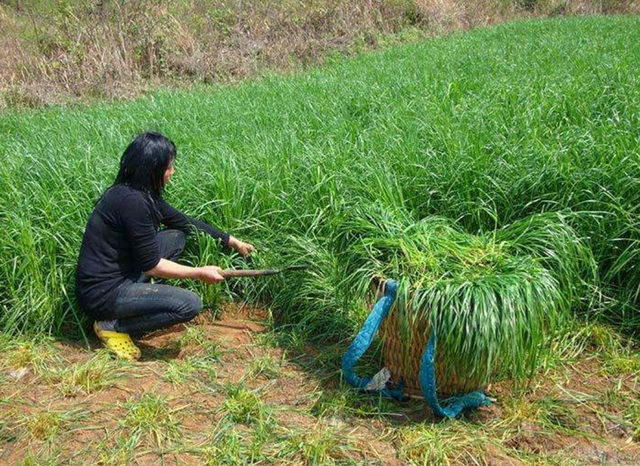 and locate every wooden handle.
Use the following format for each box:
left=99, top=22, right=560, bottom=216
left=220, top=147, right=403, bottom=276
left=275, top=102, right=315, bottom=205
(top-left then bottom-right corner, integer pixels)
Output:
left=219, top=269, right=280, bottom=278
